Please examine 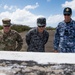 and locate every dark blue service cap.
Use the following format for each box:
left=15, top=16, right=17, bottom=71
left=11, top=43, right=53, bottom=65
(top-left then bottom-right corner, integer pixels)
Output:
left=63, top=7, right=72, bottom=15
